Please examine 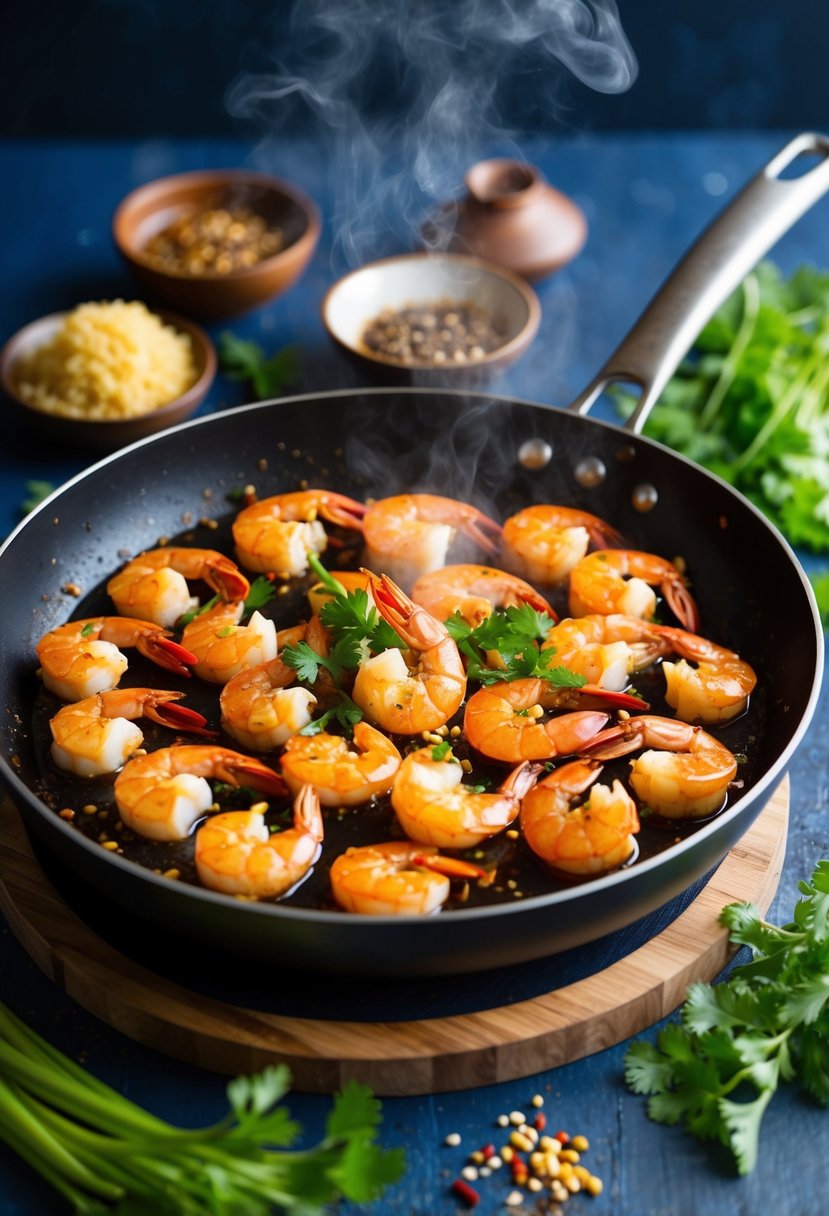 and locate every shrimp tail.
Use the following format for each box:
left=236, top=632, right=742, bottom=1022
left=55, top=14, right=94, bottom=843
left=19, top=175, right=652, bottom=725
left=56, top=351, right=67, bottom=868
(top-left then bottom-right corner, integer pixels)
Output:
left=367, top=572, right=443, bottom=647
left=547, top=710, right=611, bottom=755
left=293, top=783, right=324, bottom=842
left=500, top=760, right=544, bottom=800
left=205, top=560, right=250, bottom=602
left=662, top=578, right=701, bottom=634
left=578, top=683, right=650, bottom=711
left=412, top=853, right=492, bottom=885
left=224, top=758, right=289, bottom=798
left=136, top=634, right=198, bottom=677
left=520, top=588, right=559, bottom=620
left=149, top=702, right=217, bottom=737
left=319, top=494, right=367, bottom=530
left=461, top=511, right=503, bottom=557
left=579, top=722, right=642, bottom=760
left=589, top=521, right=624, bottom=549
